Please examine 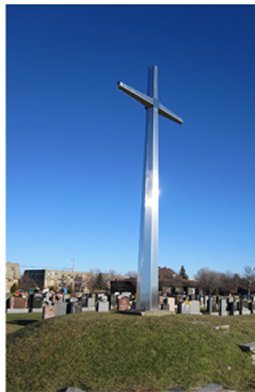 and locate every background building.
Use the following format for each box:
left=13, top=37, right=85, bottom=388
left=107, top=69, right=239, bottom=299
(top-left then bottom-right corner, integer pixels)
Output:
left=110, top=267, right=198, bottom=296
left=6, top=262, right=20, bottom=293
left=23, top=269, right=91, bottom=291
